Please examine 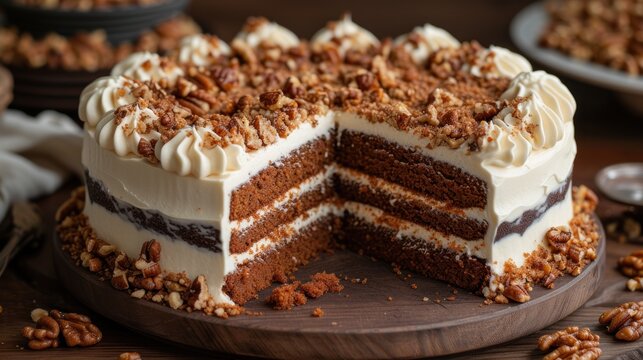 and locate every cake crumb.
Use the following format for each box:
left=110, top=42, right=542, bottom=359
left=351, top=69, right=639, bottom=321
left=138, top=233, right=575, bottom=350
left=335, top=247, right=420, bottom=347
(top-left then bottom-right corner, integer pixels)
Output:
left=331, top=321, right=338, bottom=326
left=446, top=295, right=457, bottom=301
left=265, top=282, right=307, bottom=310
left=387, top=296, right=393, bottom=302
left=410, top=283, right=417, bottom=289
left=422, top=297, right=429, bottom=302
left=300, top=272, right=343, bottom=299
left=311, top=307, right=324, bottom=317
